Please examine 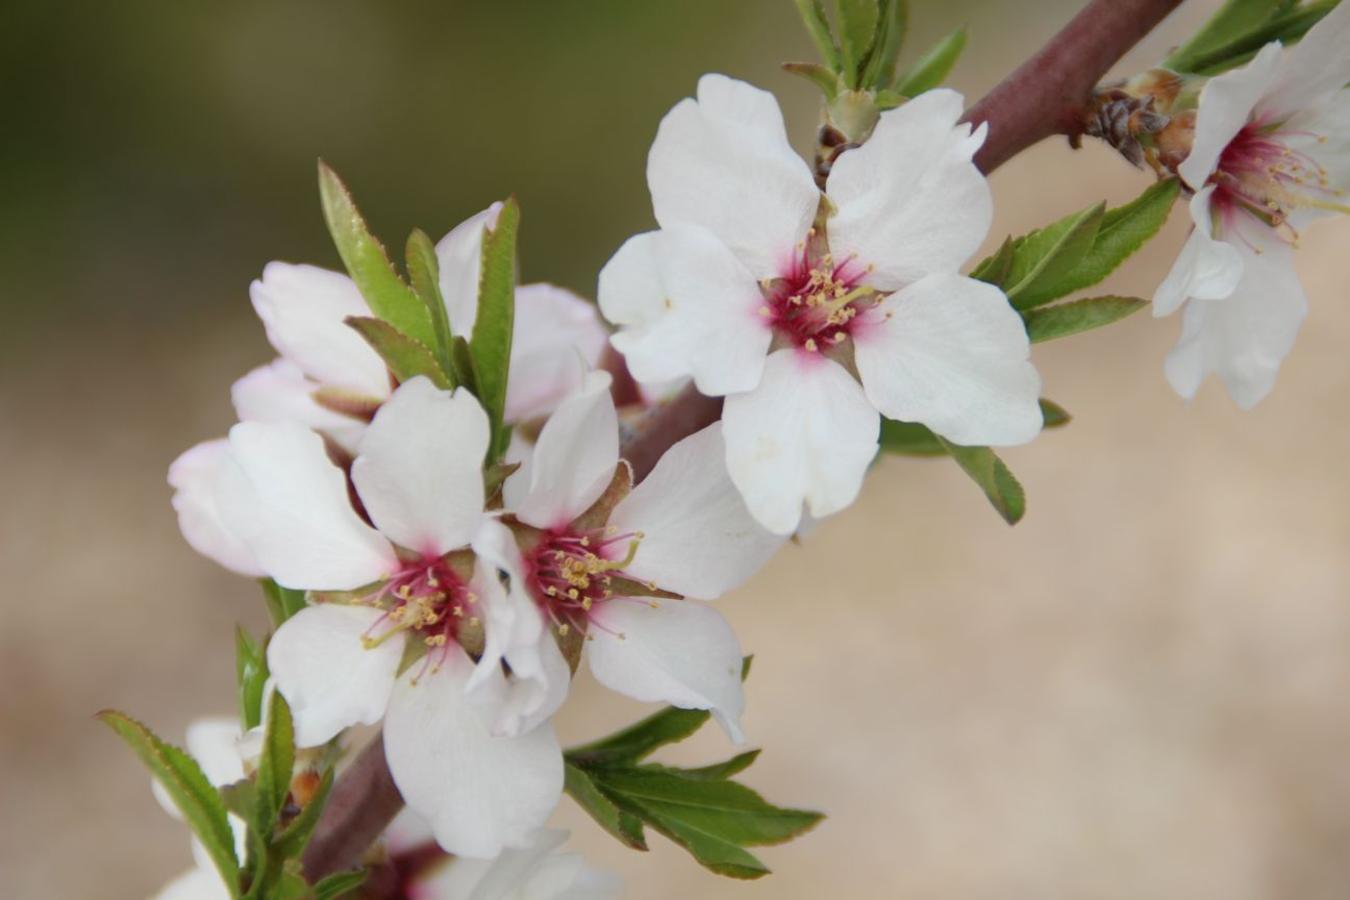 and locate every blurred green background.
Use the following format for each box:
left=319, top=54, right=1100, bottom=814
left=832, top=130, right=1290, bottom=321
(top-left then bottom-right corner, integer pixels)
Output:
left=9, top=1, right=1350, bottom=898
